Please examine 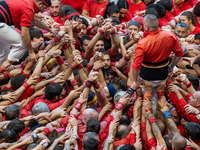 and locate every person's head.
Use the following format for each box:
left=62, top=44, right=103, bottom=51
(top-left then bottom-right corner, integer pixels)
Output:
left=103, top=70, right=113, bottom=84
left=119, top=114, right=131, bottom=126
left=180, top=11, right=196, bottom=27
left=164, top=134, right=174, bottom=150
left=50, top=0, right=61, bottom=17
left=0, top=129, right=17, bottom=143
left=31, top=102, right=50, bottom=115
left=156, top=0, right=172, bottom=11
left=170, top=107, right=181, bottom=125
left=93, top=39, right=105, bottom=53
left=143, top=14, right=159, bottom=31
left=184, top=122, right=200, bottom=140
left=80, top=36, right=91, bottom=52
left=146, top=3, right=166, bottom=18
left=82, top=108, right=99, bottom=124
left=77, top=17, right=88, bottom=39
left=101, top=50, right=111, bottom=69
left=174, top=22, right=189, bottom=38
left=58, top=4, right=73, bottom=19
left=30, top=27, right=44, bottom=43
left=5, top=105, right=21, bottom=120
left=109, top=77, right=127, bottom=91
left=173, top=0, right=184, bottom=7
left=87, top=91, right=98, bottom=107
left=187, top=74, right=199, bottom=90
left=83, top=132, right=99, bottom=150
left=103, top=2, right=120, bottom=19
left=145, top=7, right=159, bottom=19
left=117, top=0, right=129, bottom=18
left=35, top=0, right=51, bottom=11
left=104, top=84, right=116, bottom=101
left=127, top=21, right=140, bottom=35
left=45, top=83, right=62, bottom=102
left=156, top=119, right=166, bottom=135
left=114, top=90, right=126, bottom=105
left=110, top=16, right=121, bottom=26
left=193, top=2, right=200, bottom=17
left=7, top=119, right=25, bottom=136
left=11, top=74, right=27, bottom=90
left=116, top=124, right=129, bottom=140
left=117, top=34, right=129, bottom=45
left=0, top=89, right=13, bottom=96
left=119, top=145, right=135, bottom=150
left=189, top=91, right=200, bottom=108
left=86, top=118, right=100, bottom=134
left=172, top=135, right=186, bottom=150
left=194, top=32, right=200, bottom=46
